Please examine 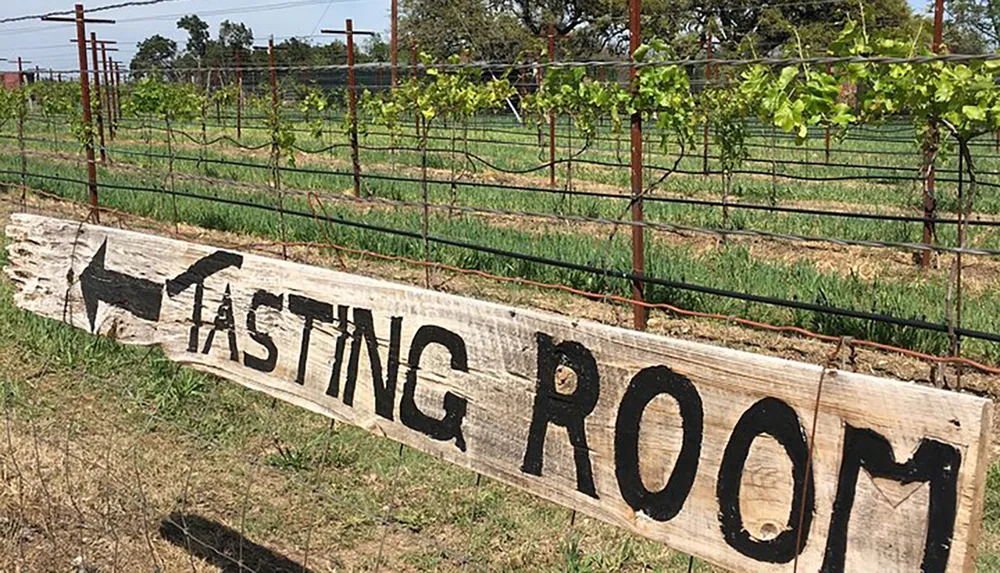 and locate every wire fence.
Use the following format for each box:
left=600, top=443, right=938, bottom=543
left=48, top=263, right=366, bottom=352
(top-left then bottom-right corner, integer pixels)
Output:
left=6, top=77, right=1000, bottom=375
left=5, top=33, right=1000, bottom=571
